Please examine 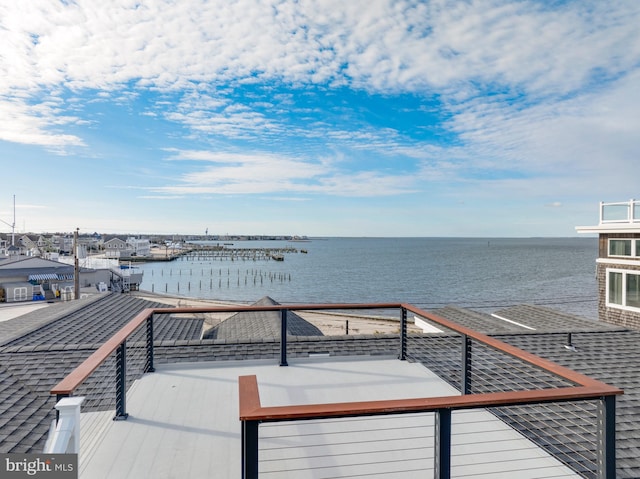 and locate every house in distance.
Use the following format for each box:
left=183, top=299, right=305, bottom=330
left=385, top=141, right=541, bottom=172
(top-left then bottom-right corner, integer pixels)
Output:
left=576, top=199, right=640, bottom=329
